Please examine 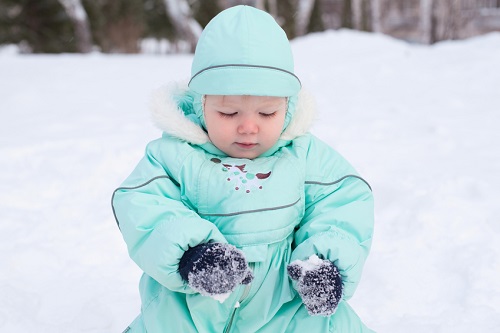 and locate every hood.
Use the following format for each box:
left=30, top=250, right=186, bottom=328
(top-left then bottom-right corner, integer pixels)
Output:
left=189, top=5, right=301, bottom=97
left=150, top=83, right=316, bottom=149
left=187, top=5, right=302, bottom=132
